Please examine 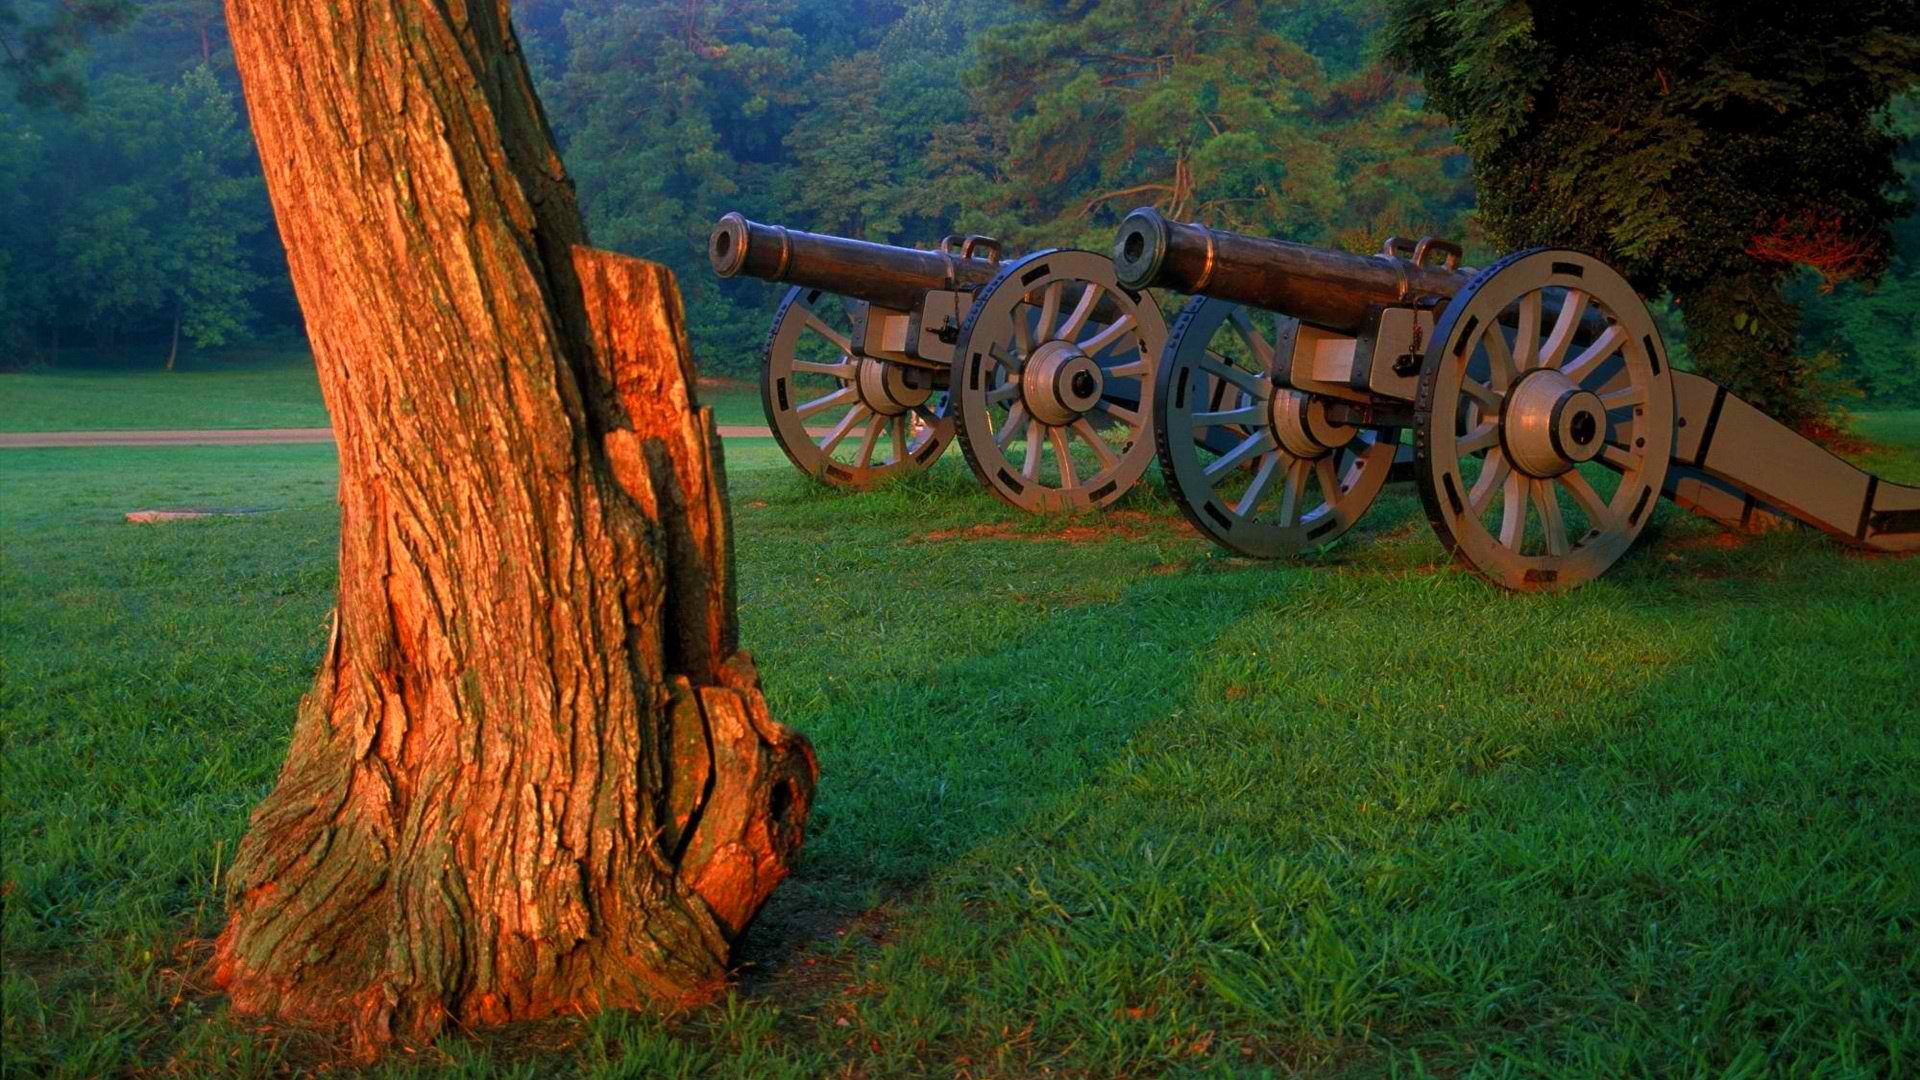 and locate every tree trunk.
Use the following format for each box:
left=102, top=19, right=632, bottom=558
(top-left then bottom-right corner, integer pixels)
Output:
left=211, top=0, right=815, bottom=1056
left=166, top=309, right=181, bottom=371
